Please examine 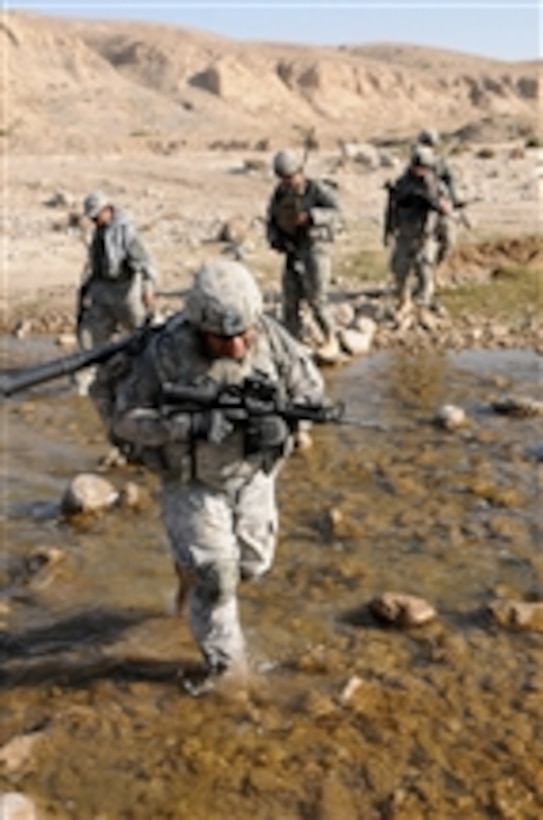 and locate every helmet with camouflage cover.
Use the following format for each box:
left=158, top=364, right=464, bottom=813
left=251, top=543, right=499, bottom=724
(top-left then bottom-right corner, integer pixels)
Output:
left=410, top=145, right=436, bottom=169
left=185, top=260, right=263, bottom=336
left=83, top=190, right=110, bottom=219
left=273, top=149, right=302, bottom=178
left=417, top=128, right=440, bottom=147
